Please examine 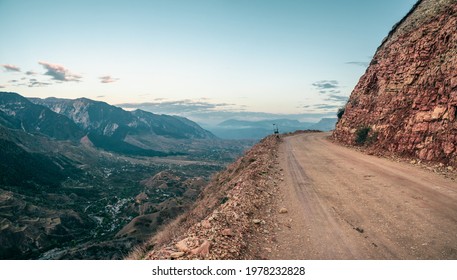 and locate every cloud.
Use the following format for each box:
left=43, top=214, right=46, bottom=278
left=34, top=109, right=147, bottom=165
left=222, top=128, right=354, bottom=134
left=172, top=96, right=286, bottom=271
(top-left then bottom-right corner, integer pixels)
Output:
left=312, top=80, right=339, bottom=90
left=117, top=99, right=334, bottom=126
left=118, top=100, right=235, bottom=114
left=25, top=71, right=37, bottom=75
left=2, top=64, right=21, bottom=72
left=38, top=61, right=82, bottom=82
left=311, top=79, right=348, bottom=104
left=346, top=61, right=369, bottom=67
left=303, top=103, right=341, bottom=110
left=99, top=75, right=119, bottom=83
left=306, top=79, right=348, bottom=113
left=315, top=104, right=341, bottom=110
left=28, top=79, right=51, bottom=87
left=0, top=85, right=5, bottom=88
left=327, top=94, right=348, bottom=102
